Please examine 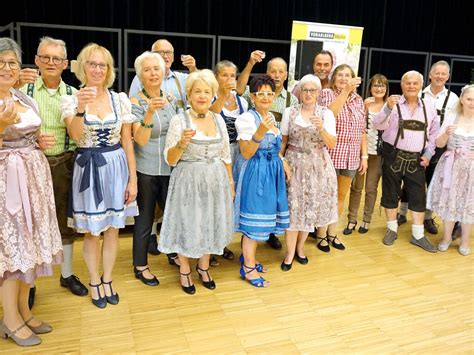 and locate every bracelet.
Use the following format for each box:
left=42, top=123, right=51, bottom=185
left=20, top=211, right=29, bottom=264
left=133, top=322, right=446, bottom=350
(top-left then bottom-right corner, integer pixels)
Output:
left=140, top=120, right=154, bottom=129
left=76, top=111, right=85, bottom=117
left=361, top=155, right=369, bottom=160
left=251, top=135, right=262, bottom=143
left=280, top=156, right=286, bottom=161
